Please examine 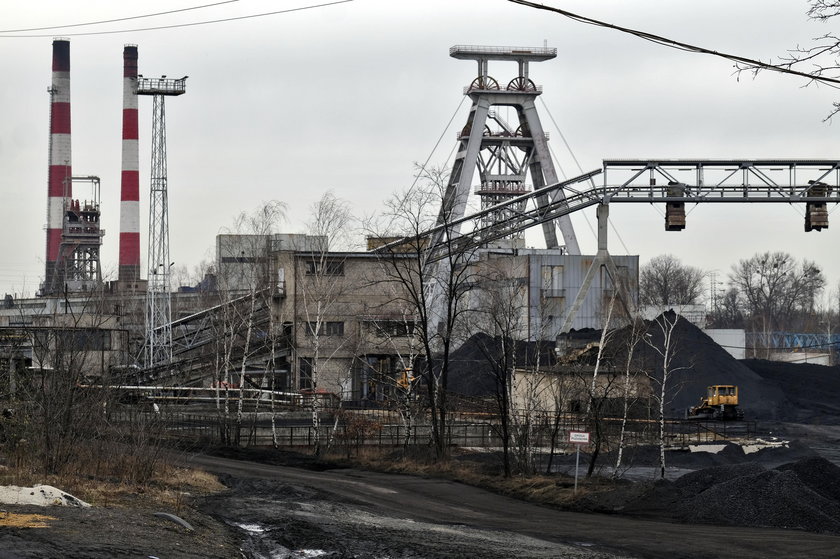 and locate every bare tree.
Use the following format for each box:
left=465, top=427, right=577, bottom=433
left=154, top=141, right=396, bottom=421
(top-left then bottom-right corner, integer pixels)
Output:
left=644, top=311, right=690, bottom=479
left=297, top=191, right=353, bottom=457
left=362, top=308, right=423, bottom=451
left=737, top=1, right=840, bottom=119
left=640, top=254, right=705, bottom=307
left=613, top=317, right=646, bottom=477
left=729, top=251, right=825, bottom=336
left=368, top=167, right=478, bottom=460
left=215, top=201, right=286, bottom=445
left=13, top=290, right=121, bottom=475
left=584, top=295, right=618, bottom=477
left=707, top=287, right=745, bottom=329
left=466, top=258, right=528, bottom=477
